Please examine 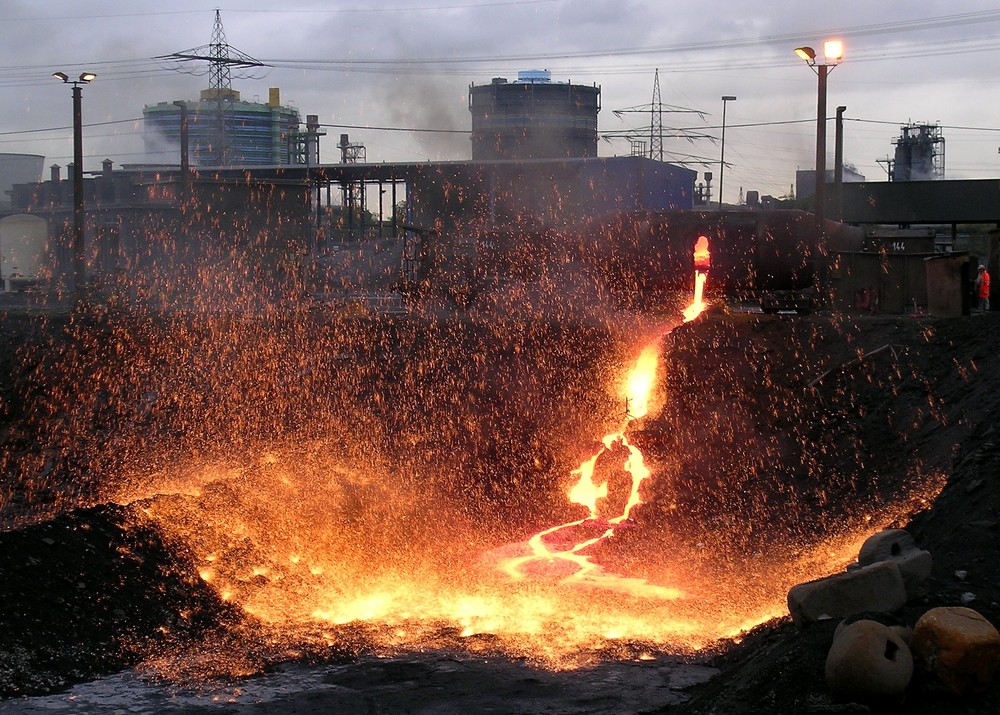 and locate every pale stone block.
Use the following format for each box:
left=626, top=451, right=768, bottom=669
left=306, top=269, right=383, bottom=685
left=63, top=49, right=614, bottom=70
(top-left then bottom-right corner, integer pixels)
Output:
left=787, top=561, right=907, bottom=626
left=910, top=606, right=1000, bottom=695
left=856, top=528, right=932, bottom=598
